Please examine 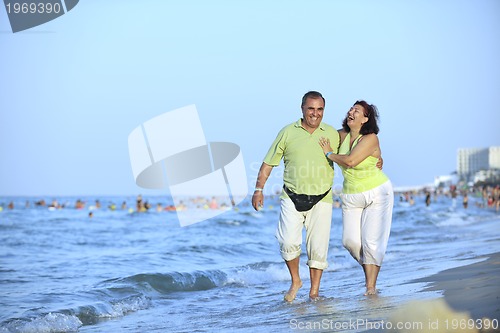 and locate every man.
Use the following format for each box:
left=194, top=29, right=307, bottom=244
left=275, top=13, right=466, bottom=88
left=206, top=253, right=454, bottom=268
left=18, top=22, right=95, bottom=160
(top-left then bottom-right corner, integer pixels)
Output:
left=252, top=91, right=339, bottom=301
